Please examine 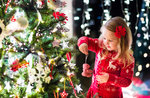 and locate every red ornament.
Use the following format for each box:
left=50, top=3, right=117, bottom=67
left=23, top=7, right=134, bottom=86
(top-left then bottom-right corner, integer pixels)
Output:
left=11, top=59, right=20, bottom=72
left=53, top=12, right=60, bottom=19
left=60, top=91, right=68, bottom=98
left=53, top=12, right=68, bottom=24
left=15, top=96, right=19, bottom=98
left=49, top=64, right=54, bottom=79
left=11, top=16, right=16, bottom=22
left=48, top=0, right=50, bottom=3
left=66, top=52, right=71, bottom=62
left=114, top=26, right=126, bottom=38
left=11, top=59, right=29, bottom=72
left=41, top=0, right=45, bottom=5
left=69, top=75, right=77, bottom=97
